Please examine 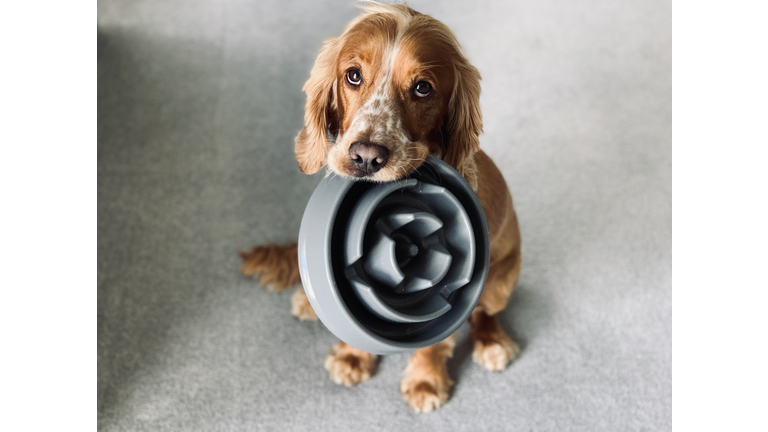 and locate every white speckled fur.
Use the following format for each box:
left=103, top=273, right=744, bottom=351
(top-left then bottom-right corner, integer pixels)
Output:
left=328, top=30, right=426, bottom=182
